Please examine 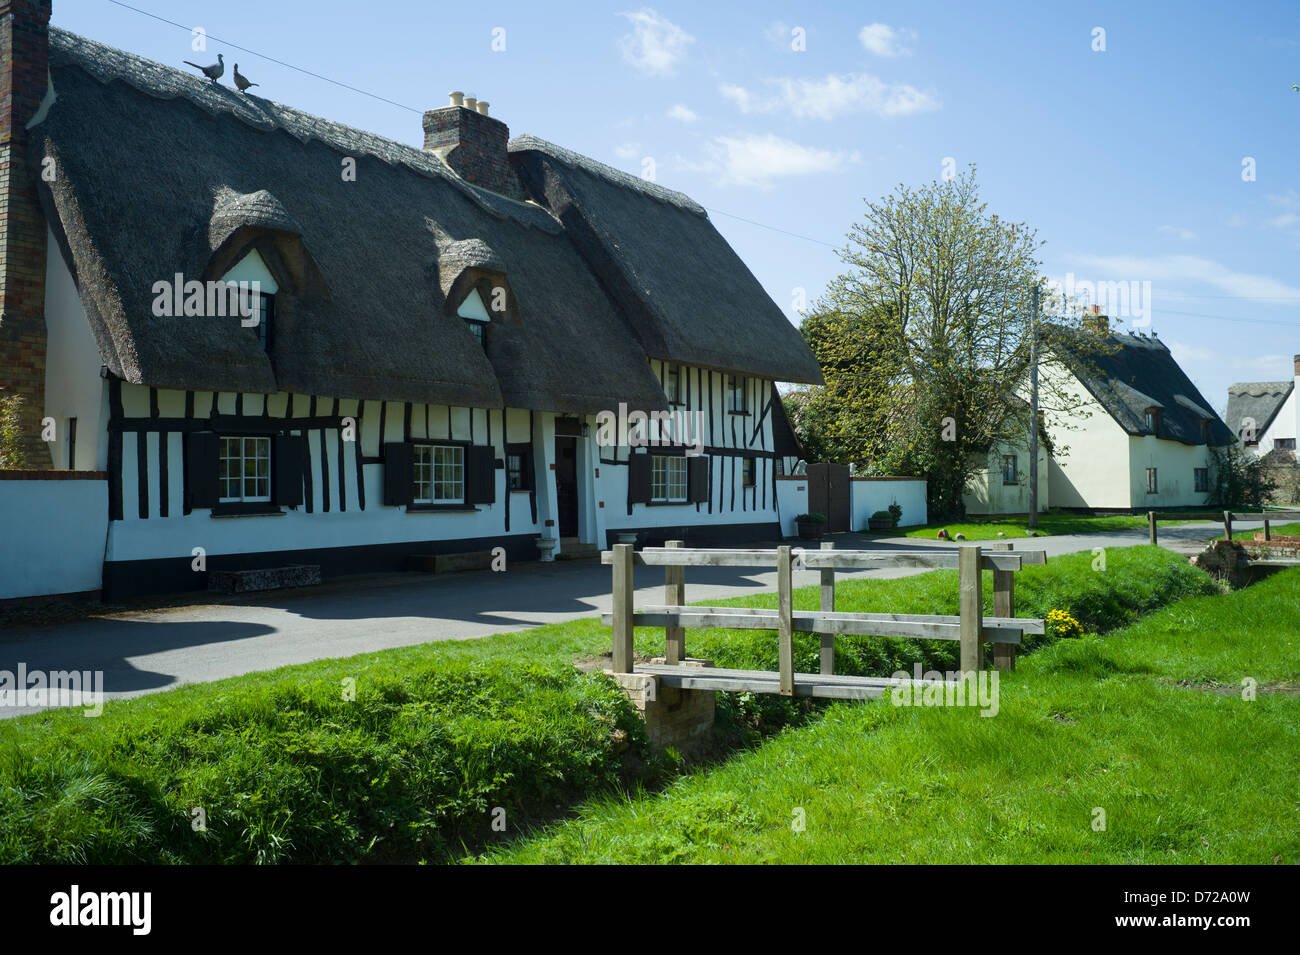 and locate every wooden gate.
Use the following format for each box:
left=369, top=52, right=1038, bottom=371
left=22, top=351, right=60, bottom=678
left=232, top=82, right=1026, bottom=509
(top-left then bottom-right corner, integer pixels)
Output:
left=806, top=463, right=851, bottom=532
